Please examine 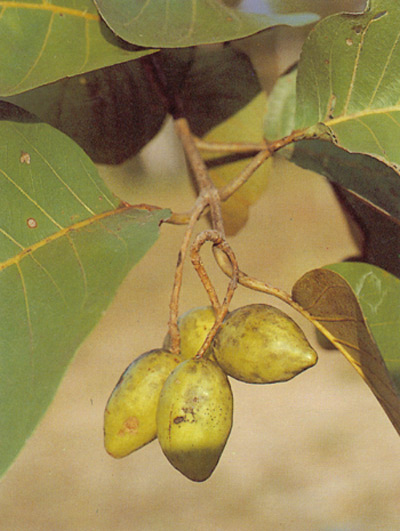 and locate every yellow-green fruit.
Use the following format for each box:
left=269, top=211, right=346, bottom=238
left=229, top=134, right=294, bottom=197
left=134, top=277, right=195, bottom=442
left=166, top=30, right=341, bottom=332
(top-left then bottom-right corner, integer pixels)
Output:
left=104, top=348, right=180, bottom=458
left=157, top=358, right=233, bottom=482
left=211, top=304, right=317, bottom=383
left=163, top=306, right=217, bottom=359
